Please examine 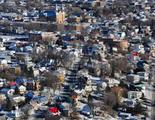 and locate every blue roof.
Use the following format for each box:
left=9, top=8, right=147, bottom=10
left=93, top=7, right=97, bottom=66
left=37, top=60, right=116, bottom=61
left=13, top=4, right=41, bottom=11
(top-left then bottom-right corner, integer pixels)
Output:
left=72, top=13, right=81, bottom=17
left=7, top=112, right=15, bottom=118
left=58, top=104, right=65, bottom=110
left=63, top=36, right=71, bottom=41
left=82, top=105, right=91, bottom=113
left=0, top=26, right=5, bottom=30
left=42, top=10, right=56, bottom=17
left=11, top=86, right=16, bottom=89
left=26, top=80, right=34, bottom=83
left=32, top=96, right=47, bottom=102
left=25, top=91, right=34, bottom=99
left=33, top=96, right=45, bottom=99
left=1, top=88, right=9, bottom=94
left=16, top=77, right=27, bottom=84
